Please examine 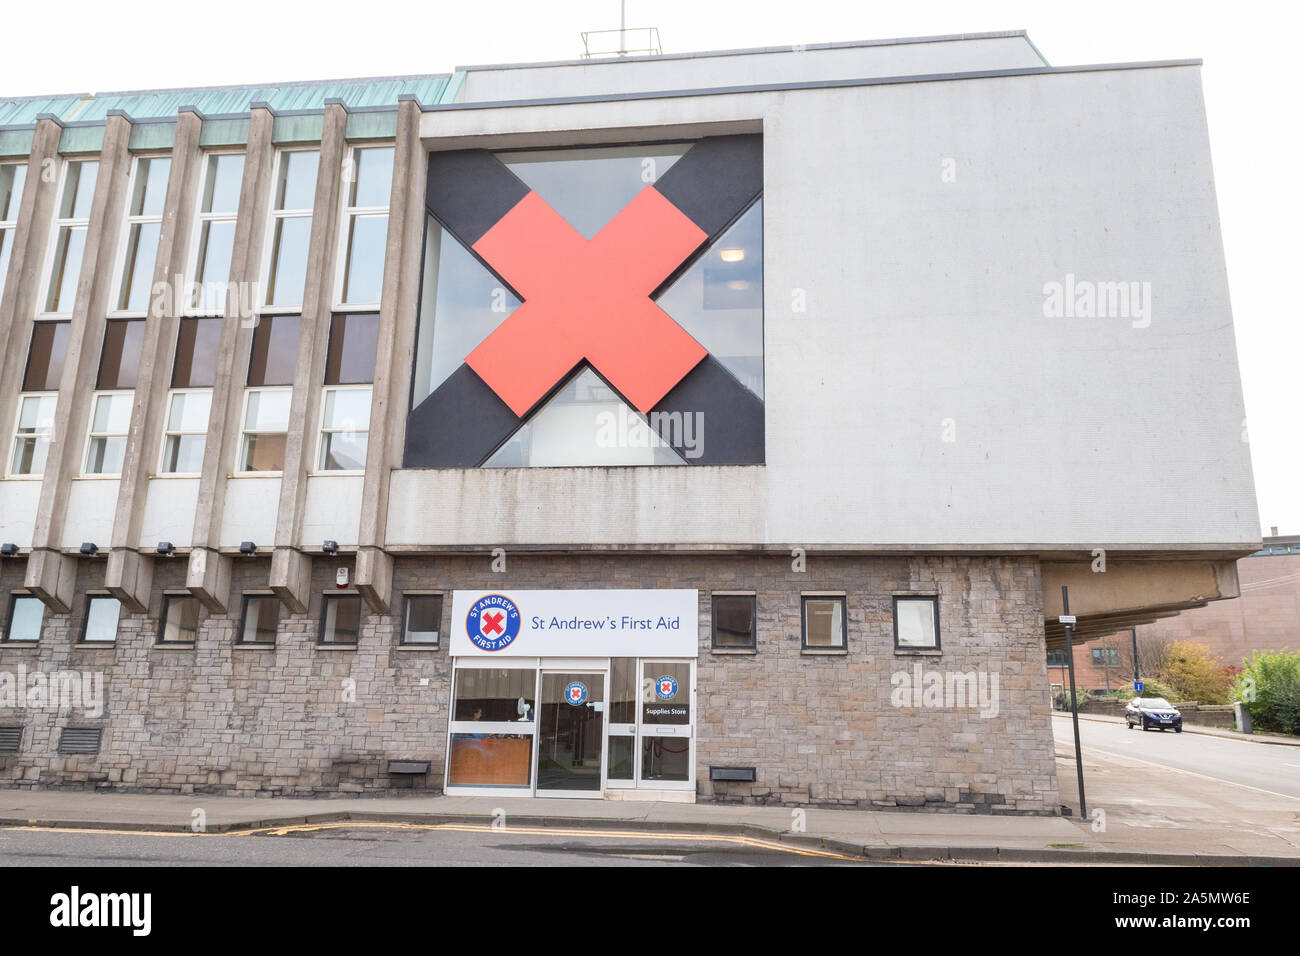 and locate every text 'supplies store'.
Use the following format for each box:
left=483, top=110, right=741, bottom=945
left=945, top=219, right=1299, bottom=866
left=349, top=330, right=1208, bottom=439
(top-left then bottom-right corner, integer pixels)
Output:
left=0, top=32, right=1257, bottom=811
